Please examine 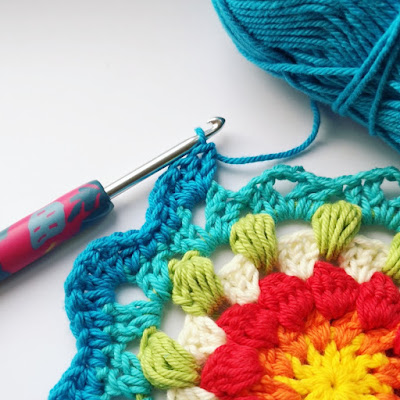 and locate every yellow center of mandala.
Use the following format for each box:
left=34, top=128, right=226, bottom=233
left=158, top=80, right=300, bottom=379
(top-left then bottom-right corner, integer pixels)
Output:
left=275, top=336, right=391, bottom=399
